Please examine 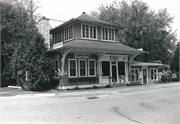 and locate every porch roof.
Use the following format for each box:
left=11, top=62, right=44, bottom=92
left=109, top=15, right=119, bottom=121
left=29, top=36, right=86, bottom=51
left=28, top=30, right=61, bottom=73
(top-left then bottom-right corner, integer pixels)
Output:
left=48, top=39, right=148, bottom=55
left=132, top=61, right=163, bottom=66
